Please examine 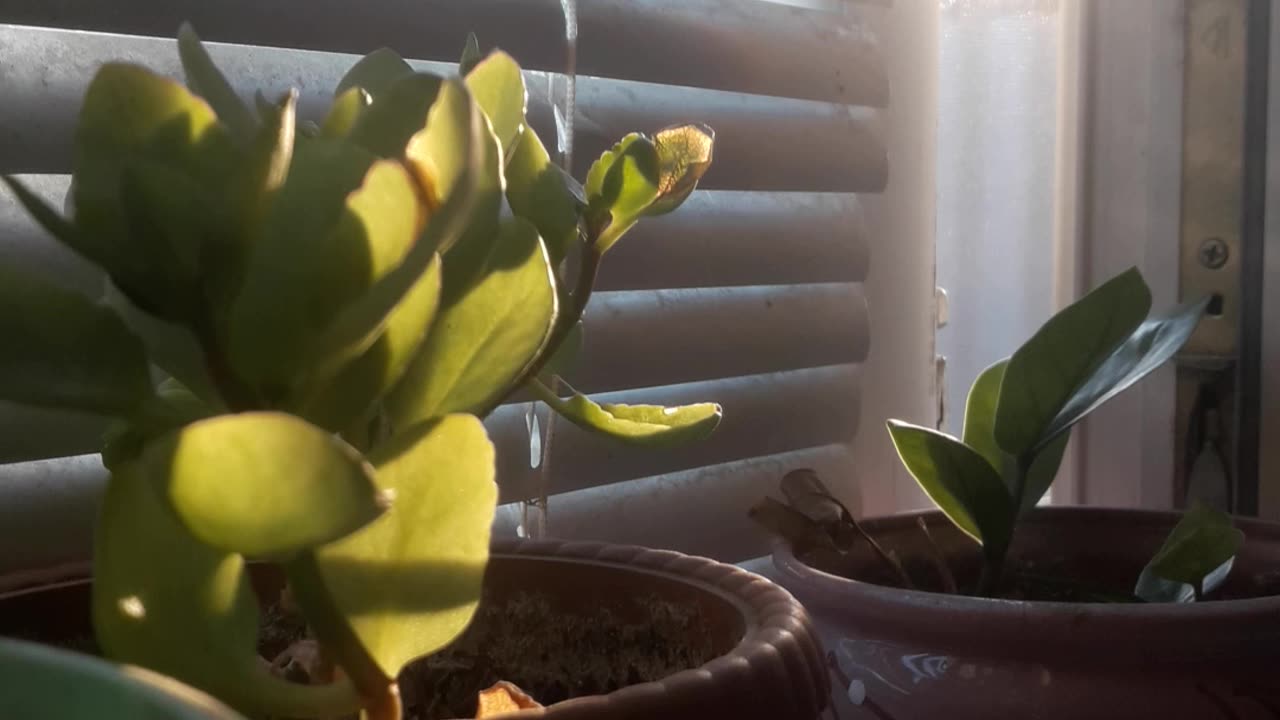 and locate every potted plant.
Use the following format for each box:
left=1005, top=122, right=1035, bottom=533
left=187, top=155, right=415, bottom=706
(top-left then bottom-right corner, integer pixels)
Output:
left=0, top=26, right=829, bottom=720
left=755, top=269, right=1280, bottom=719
